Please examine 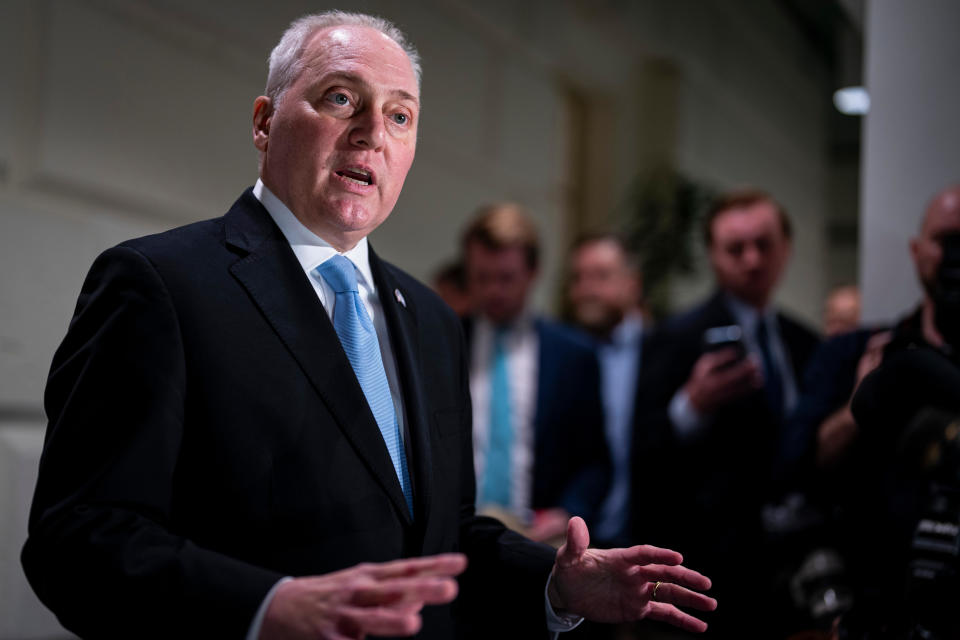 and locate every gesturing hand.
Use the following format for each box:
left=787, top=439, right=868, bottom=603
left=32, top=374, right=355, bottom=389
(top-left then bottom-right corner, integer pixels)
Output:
left=548, top=517, right=716, bottom=633
left=259, top=553, right=467, bottom=640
